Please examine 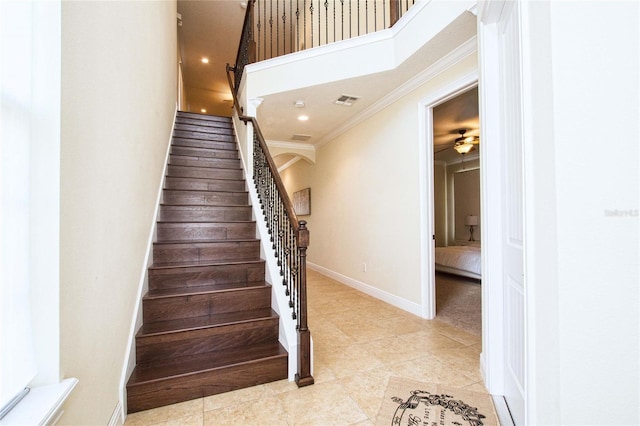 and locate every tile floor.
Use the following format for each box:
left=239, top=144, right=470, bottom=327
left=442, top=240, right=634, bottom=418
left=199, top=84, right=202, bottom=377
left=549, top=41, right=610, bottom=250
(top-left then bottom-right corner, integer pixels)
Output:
left=124, top=269, right=485, bottom=426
